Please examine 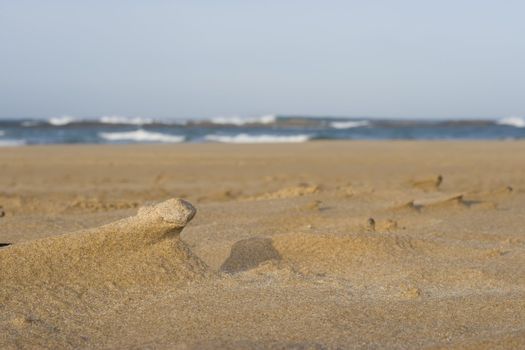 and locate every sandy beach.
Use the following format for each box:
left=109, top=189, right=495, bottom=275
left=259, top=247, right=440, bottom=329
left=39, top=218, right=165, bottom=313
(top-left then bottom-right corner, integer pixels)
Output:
left=1, top=141, right=525, bottom=349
